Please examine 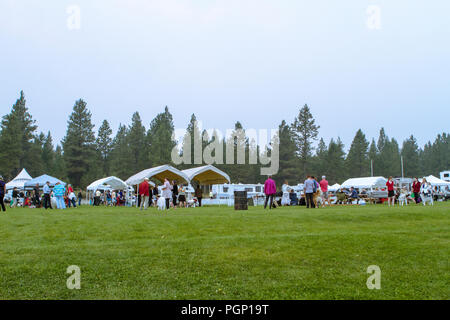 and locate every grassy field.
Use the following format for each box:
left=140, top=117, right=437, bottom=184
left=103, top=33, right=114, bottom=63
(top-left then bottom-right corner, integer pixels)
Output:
left=0, top=203, right=448, bottom=300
